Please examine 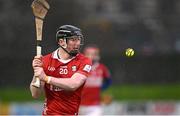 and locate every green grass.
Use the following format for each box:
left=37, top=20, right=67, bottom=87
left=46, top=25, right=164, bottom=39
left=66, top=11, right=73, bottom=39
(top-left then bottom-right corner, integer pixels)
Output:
left=103, top=84, right=180, bottom=101
left=0, top=88, right=44, bottom=103
left=0, top=84, right=180, bottom=102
